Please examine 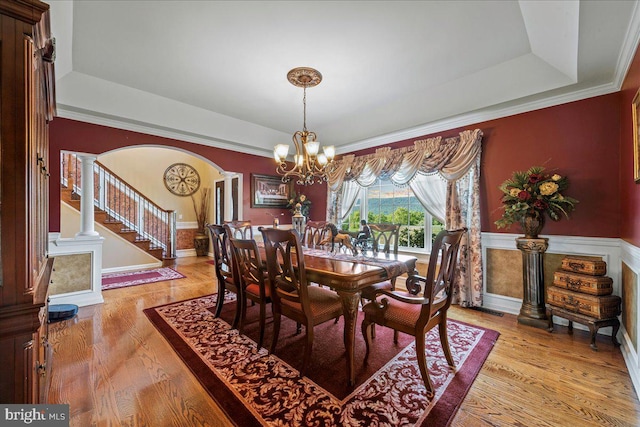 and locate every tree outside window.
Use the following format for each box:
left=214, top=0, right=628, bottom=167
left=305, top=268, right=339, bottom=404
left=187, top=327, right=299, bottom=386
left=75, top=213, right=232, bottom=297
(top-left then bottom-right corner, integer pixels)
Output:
left=342, top=179, right=443, bottom=252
